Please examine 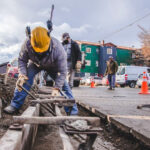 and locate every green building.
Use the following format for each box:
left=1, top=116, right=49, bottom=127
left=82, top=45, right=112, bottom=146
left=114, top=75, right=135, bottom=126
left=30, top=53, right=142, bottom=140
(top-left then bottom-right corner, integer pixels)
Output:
left=76, top=41, right=137, bottom=76
left=76, top=41, right=100, bottom=76
left=116, top=46, right=135, bottom=66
